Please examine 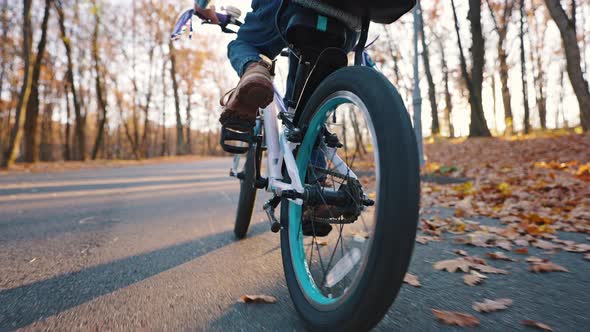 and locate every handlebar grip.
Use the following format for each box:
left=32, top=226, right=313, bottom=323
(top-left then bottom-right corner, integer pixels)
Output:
left=215, top=12, right=229, bottom=24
